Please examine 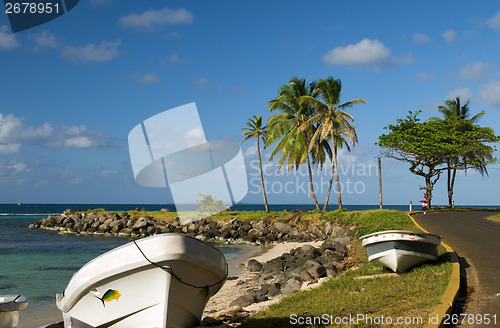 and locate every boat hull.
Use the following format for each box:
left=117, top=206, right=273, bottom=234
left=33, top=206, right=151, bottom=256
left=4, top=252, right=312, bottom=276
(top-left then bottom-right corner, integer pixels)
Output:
left=56, top=234, right=227, bottom=328
left=360, top=230, right=441, bottom=273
